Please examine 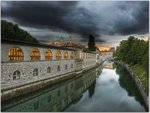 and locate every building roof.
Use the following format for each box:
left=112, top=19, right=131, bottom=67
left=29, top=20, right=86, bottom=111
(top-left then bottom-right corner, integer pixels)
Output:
left=2, top=39, right=75, bottom=51
left=49, top=42, right=85, bottom=49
